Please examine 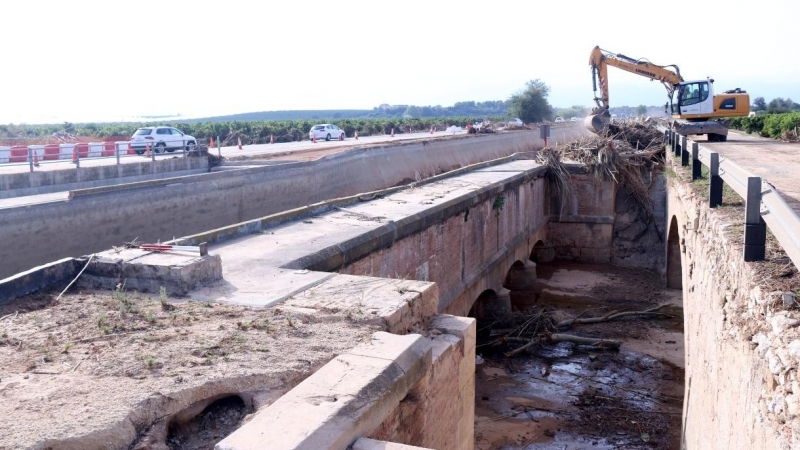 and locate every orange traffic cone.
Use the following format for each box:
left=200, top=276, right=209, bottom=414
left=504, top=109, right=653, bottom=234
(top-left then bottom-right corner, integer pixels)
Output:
left=145, top=143, right=151, bottom=157
left=312, top=134, right=317, bottom=143
left=33, top=151, right=40, bottom=167
left=237, top=137, right=242, bottom=150
left=209, top=136, right=215, bottom=148
left=391, top=128, right=394, bottom=137
left=354, top=131, right=358, bottom=140
left=270, top=134, right=274, bottom=144
left=72, top=146, right=78, bottom=163
left=430, top=126, right=434, bottom=134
